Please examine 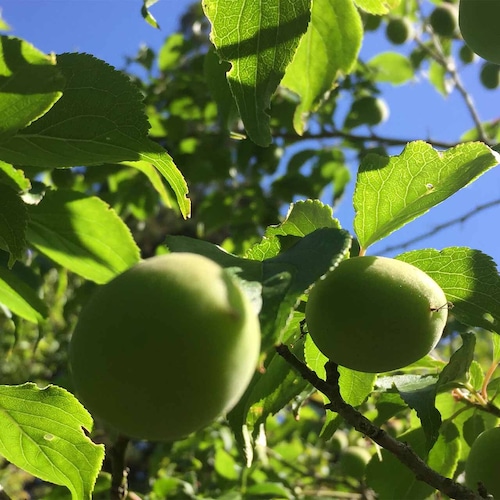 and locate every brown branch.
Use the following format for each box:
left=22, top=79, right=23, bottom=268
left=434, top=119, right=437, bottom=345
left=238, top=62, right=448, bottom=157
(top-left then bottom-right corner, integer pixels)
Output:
left=109, top=434, right=130, bottom=500
left=276, top=344, right=484, bottom=500
left=378, top=197, right=500, bottom=255
left=280, top=130, right=459, bottom=150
